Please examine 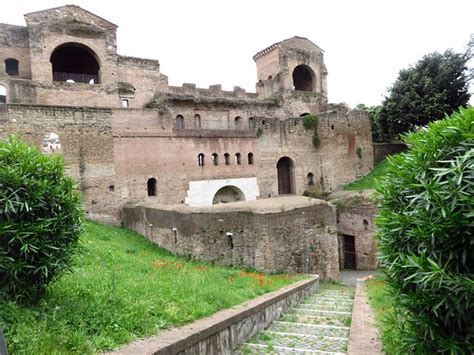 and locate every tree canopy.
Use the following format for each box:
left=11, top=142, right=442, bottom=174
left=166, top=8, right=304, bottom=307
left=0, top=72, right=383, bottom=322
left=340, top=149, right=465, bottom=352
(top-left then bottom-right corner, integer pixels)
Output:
left=378, top=46, right=472, bottom=141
